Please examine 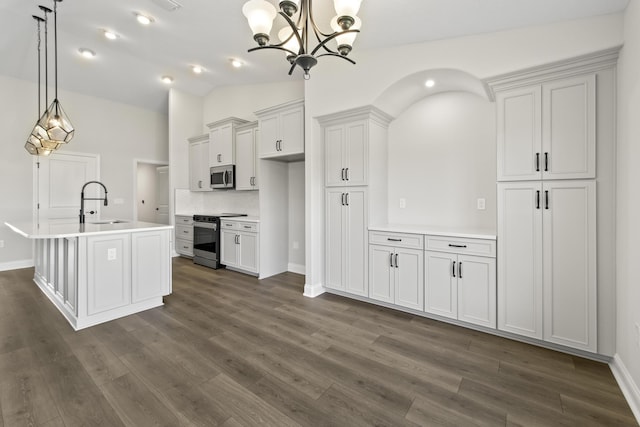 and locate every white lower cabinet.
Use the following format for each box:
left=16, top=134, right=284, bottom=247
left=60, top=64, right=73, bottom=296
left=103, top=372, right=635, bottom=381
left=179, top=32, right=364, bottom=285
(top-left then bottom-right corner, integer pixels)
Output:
left=132, top=230, right=171, bottom=303
left=220, top=220, right=260, bottom=274
left=369, top=232, right=424, bottom=311
left=175, top=215, right=194, bottom=257
left=424, top=237, right=497, bottom=329
left=497, top=180, right=597, bottom=352
left=325, top=188, right=368, bottom=296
